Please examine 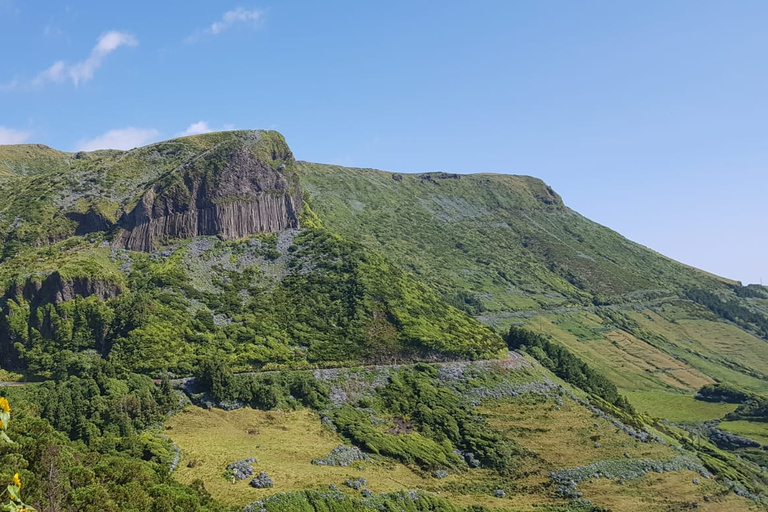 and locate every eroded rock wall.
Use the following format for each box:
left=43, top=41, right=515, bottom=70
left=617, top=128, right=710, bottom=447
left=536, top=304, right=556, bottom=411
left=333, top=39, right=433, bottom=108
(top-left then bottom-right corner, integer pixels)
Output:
left=5, top=272, right=123, bottom=307
left=116, top=141, right=302, bottom=252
